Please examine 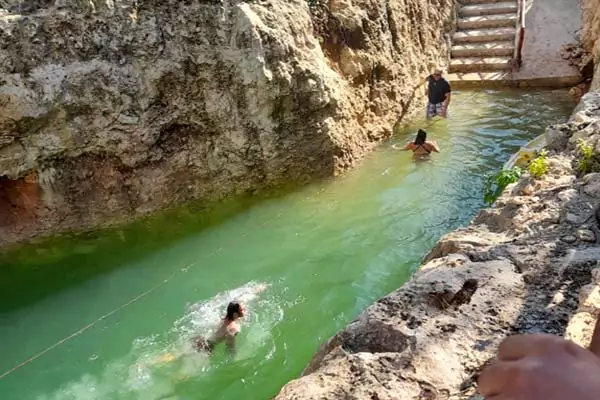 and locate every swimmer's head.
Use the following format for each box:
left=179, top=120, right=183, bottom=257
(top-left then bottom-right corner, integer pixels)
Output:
left=415, top=129, right=427, bottom=145
left=225, top=301, right=246, bottom=321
